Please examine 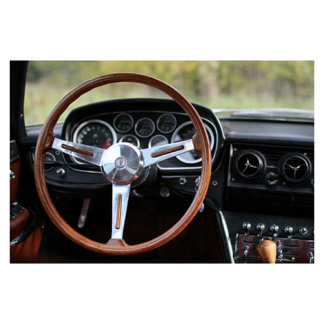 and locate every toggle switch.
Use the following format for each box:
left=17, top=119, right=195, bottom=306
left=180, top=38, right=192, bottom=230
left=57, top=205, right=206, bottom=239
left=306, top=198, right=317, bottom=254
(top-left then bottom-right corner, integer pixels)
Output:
left=242, top=222, right=251, bottom=236
left=284, top=226, right=293, bottom=238
left=270, top=224, right=279, bottom=237
left=256, top=223, right=265, bottom=236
